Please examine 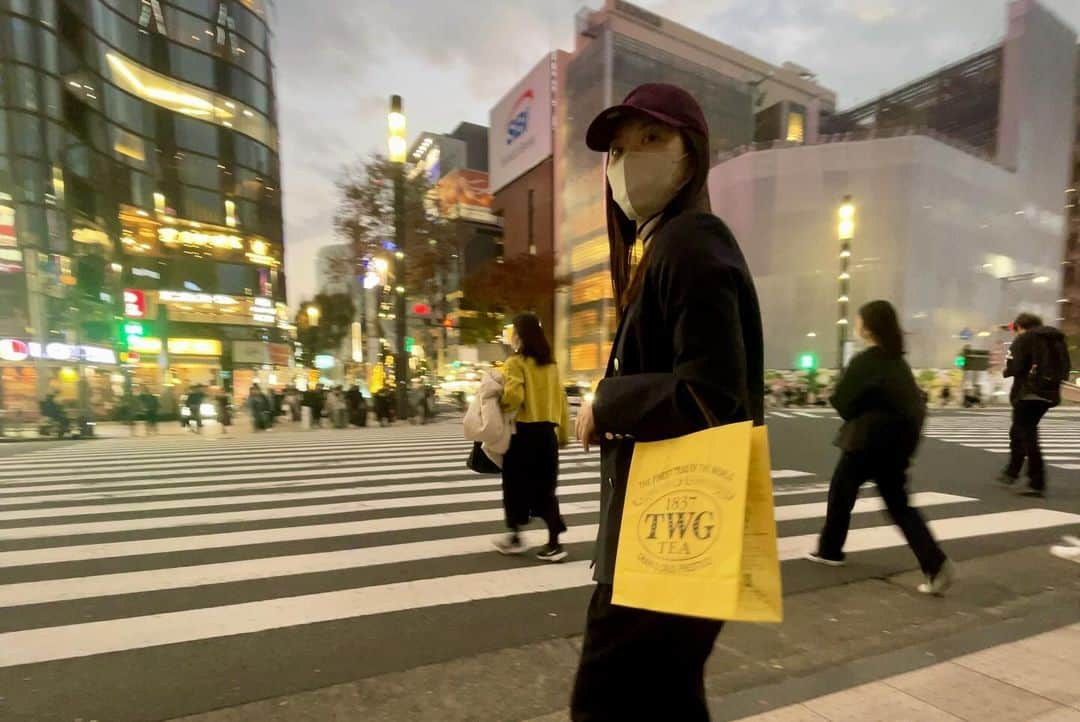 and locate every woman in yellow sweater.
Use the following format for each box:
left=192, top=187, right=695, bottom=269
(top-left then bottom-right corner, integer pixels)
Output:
left=496, top=313, right=572, bottom=562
